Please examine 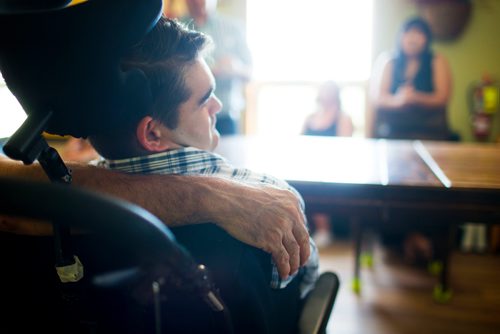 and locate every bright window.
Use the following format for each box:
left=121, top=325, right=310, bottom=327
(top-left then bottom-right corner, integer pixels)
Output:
left=0, top=72, right=26, bottom=139
left=247, top=0, right=373, bottom=82
left=246, top=0, right=373, bottom=136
